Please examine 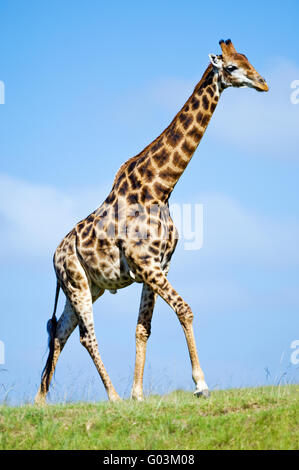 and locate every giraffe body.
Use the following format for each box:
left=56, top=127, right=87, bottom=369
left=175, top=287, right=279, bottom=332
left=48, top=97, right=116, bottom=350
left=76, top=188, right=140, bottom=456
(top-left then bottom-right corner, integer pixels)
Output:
left=35, top=40, right=268, bottom=404
left=54, top=199, right=177, bottom=293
